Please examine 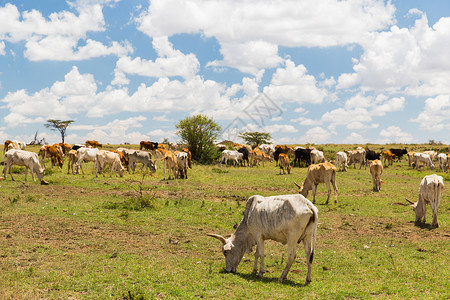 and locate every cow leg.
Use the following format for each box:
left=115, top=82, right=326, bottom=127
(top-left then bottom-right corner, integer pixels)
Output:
left=255, top=238, right=265, bottom=277
left=8, top=165, right=15, bottom=181
left=280, top=239, right=296, bottom=282
left=325, top=181, right=331, bottom=204
left=313, top=184, right=318, bottom=203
